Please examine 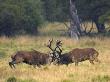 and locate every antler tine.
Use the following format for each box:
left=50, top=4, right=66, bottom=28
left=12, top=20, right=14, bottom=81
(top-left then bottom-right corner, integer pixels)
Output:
left=48, top=38, right=53, bottom=46
left=54, top=40, right=62, bottom=53
left=46, top=38, right=54, bottom=51
left=56, top=40, right=62, bottom=47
